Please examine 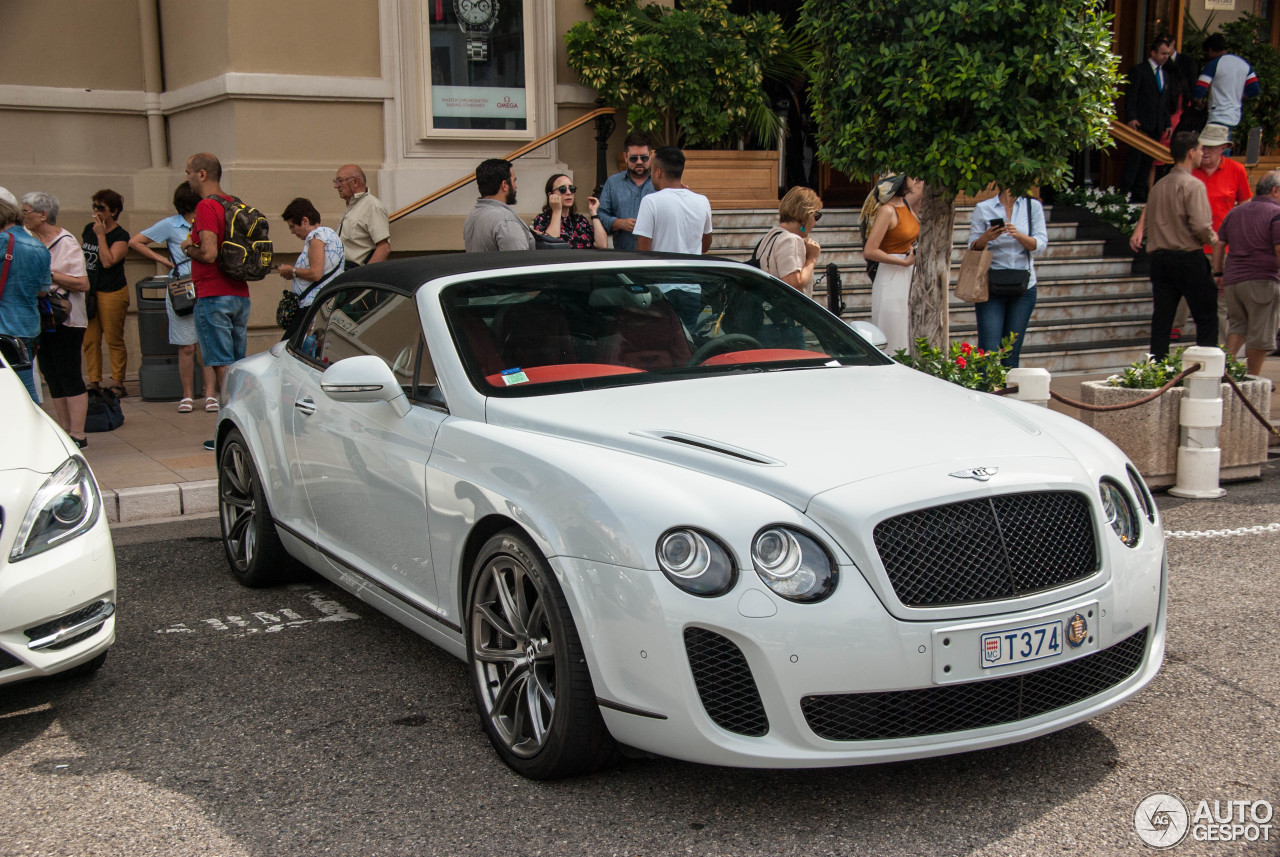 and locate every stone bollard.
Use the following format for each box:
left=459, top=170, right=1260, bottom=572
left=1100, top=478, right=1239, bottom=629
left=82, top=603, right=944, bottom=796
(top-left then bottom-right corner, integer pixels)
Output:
left=1005, top=368, right=1051, bottom=407
left=1169, top=346, right=1227, bottom=499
